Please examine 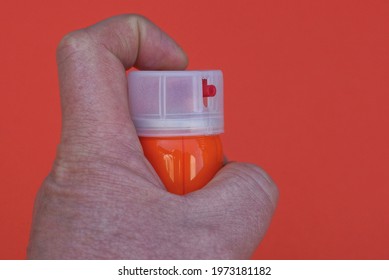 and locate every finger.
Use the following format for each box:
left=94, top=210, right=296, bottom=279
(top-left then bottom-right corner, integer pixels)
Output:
left=186, top=162, right=279, bottom=259
left=56, top=14, right=188, bottom=156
